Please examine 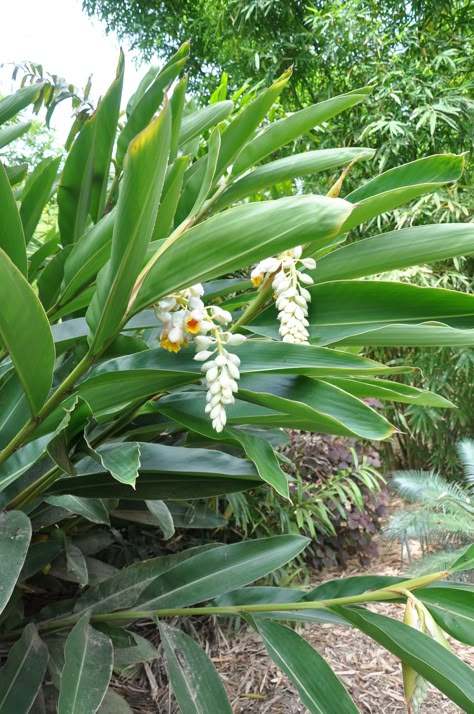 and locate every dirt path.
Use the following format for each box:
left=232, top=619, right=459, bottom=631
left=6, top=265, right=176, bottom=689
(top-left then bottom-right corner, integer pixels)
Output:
left=117, top=538, right=473, bottom=713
